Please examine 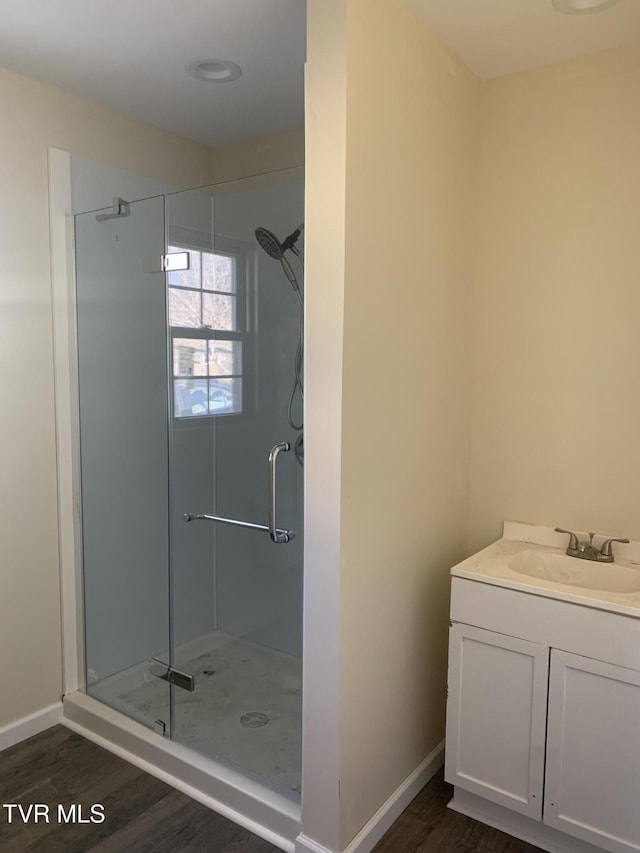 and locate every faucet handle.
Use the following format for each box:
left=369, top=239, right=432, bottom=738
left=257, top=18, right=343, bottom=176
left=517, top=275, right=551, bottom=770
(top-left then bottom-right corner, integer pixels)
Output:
left=555, top=527, right=580, bottom=553
left=599, top=537, right=630, bottom=561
